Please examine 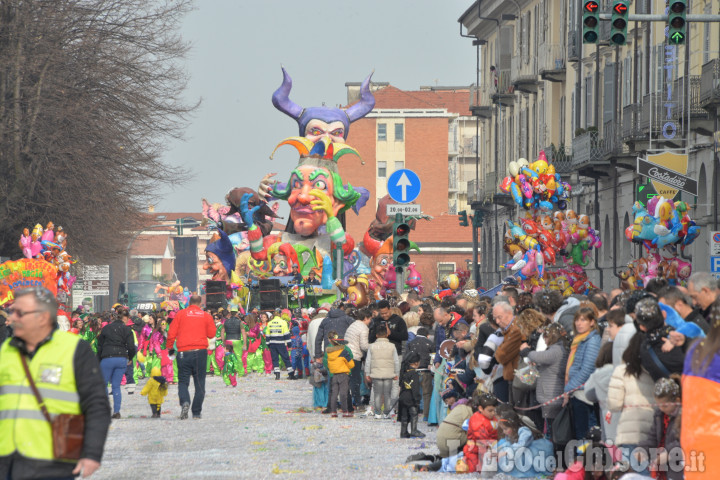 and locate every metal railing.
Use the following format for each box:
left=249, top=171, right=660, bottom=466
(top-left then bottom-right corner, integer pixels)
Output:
left=469, top=84, right=493, bottom=115
left=700, top=58, right=720, bottom=106
left=622, top=104, right=642, bottom=139
left=543, top=145, right=573, bottom=173
left=467, top=179, right=477, bottom=203
left=538, top=44, right=567, bottom=74
left=603, top=120, right=629, bottom=156
left=672, top=76, right=709, bottom=119
left=496, top=69, right=514, bottom=95
left=639, top=93, right=663, bottom=133
left=571, top=130, right=604, bottom=167
left=511, top=54, right=539, bottom=84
